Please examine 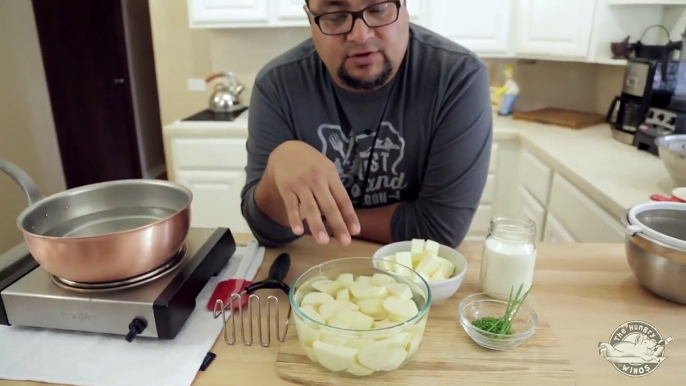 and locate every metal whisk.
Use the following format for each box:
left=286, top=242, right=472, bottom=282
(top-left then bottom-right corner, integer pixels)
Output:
left=212, top=252, right=292, bottom=347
